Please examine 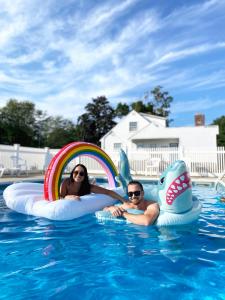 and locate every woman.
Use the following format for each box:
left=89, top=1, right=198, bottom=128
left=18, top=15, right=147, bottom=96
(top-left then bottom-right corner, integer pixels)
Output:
left=60, top=163, right=125, bottom=203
